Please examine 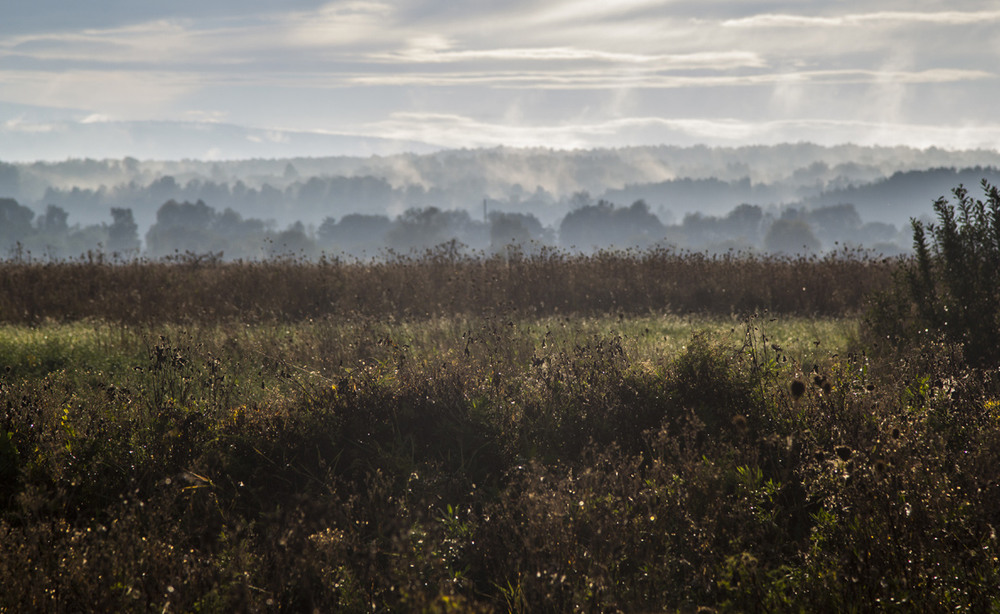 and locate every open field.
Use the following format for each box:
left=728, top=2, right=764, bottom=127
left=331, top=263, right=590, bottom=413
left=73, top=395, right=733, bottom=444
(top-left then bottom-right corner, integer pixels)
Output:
left=0, top=248, right=894, bottom=324
left=2, top=253, right=1000, bottom=611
